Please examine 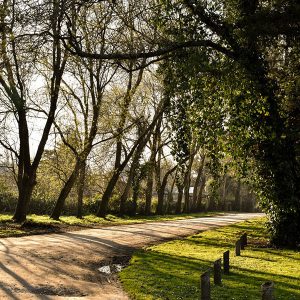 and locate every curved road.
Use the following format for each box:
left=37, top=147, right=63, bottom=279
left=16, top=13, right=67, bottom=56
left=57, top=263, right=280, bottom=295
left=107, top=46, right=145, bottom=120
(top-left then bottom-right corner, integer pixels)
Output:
left=0, top=213, right=263, bottom=299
